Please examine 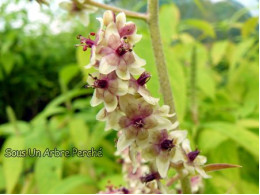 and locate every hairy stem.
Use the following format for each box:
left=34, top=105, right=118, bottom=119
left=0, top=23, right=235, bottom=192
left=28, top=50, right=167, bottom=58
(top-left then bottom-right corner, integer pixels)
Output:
left=147, top=0, right=179, bottom=126
left=84, top=0, right=148, bottom=21
left=147, top=0, right=191, bottom=193
left=180, top=175, right=192, bottom=194
left=190, top=45, right=199, bottom=125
